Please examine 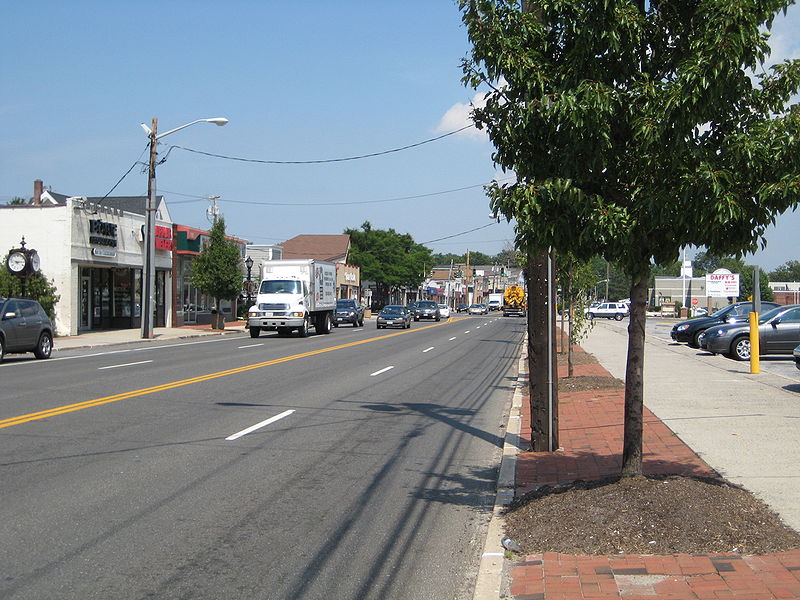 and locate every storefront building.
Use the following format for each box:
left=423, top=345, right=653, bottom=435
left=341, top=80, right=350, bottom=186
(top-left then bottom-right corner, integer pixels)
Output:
left=173, top=225, right=247, bottom=326
left=1, top=187, right=173, bottom=336
left=336, top=263, right=361, bottom=301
